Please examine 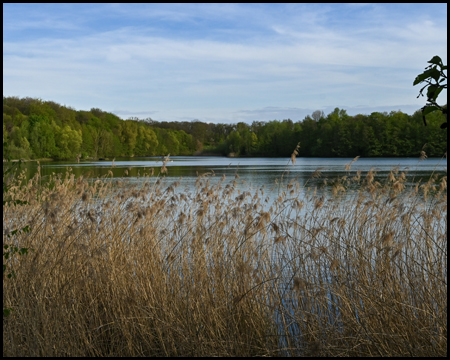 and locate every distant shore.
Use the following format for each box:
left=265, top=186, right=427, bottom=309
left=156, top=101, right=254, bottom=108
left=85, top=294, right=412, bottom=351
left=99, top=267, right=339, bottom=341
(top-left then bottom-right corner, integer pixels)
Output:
left=3, top=158, right=54, bottom=162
